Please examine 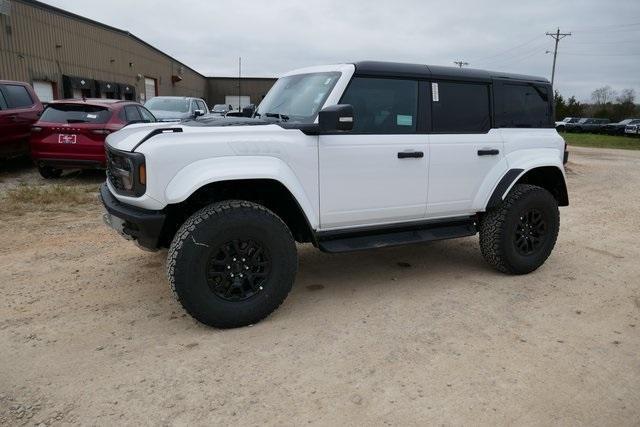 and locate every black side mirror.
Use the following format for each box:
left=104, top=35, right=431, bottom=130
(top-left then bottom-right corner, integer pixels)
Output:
left=193, top=109, right=205, bottom=118
left=319, top=104, right=354, bottom=132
